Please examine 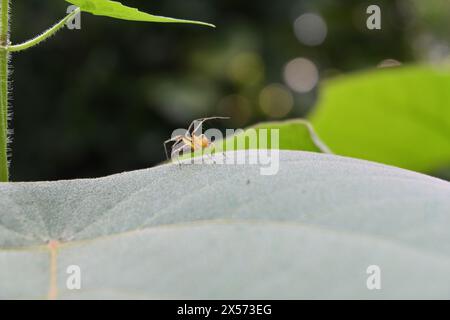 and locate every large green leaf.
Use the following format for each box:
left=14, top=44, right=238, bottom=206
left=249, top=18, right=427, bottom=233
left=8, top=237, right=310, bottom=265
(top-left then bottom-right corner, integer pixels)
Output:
left=1, top=151, right=450, bottom=299
left=309, top=65, right=450, bottom=174
left=65, top=0, right=214, bottom=27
